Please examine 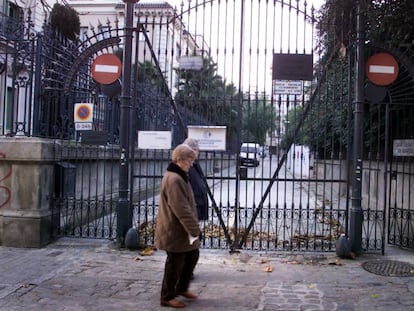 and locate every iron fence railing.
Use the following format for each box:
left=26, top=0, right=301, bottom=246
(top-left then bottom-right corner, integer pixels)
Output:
left=2, top=0, right=414, bottom=253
